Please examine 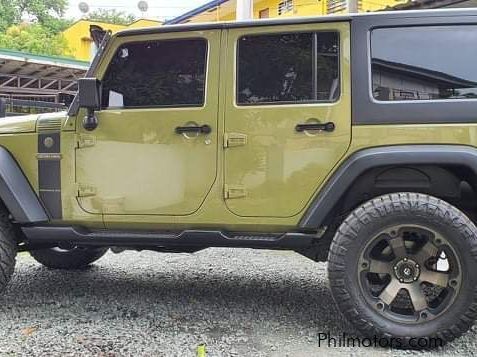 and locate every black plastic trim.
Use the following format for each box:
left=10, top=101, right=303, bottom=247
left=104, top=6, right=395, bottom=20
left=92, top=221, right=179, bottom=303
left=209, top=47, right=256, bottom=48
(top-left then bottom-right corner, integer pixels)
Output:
left=37, top=132, right=62, bottom=219
left=0, top=147, right=48, bottom=223
left=300, top=145, right=477, bottom=229
left=22, top=226, right=315, bottom=249
left=351, top=13, right=477, bottom=124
